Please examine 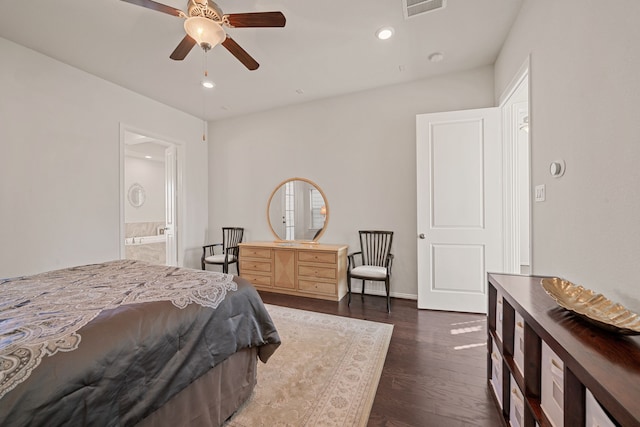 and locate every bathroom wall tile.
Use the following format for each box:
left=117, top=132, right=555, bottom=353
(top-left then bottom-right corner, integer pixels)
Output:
left=125, top=221, right=165, bottom=238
